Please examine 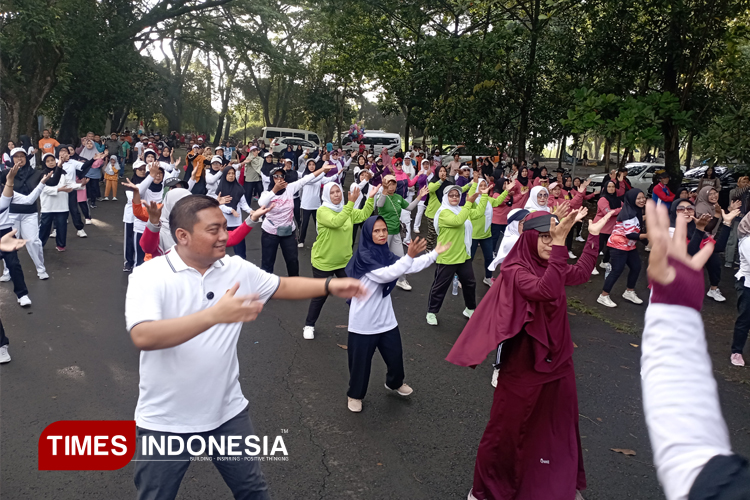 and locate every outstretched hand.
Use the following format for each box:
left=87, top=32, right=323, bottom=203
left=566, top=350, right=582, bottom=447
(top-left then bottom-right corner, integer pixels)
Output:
left=209, top=283, right=264, bottom=324
left=327, top=278, right=369, bottom=300
left=0, top=229, right=27, bottom=253
left=350, top=186, right=361, bottom=201
left=143, top=201, right=162, bottom=225
left=249, top=203, right=274, bottom=222
left=407, top=237, right=427, bottom=258
left=588, top=211, right=614, bottom=236
left=550, top=212, right=576, bottom=246
left=645, top=199, right=713, bottom=286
